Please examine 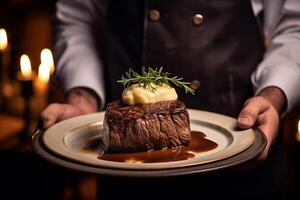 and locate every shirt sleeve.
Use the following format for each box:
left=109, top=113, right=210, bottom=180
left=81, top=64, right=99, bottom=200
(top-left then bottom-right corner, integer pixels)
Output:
left=54, top=0, right=106, bottom=110
left=251, top=0, right=300, bottom=113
